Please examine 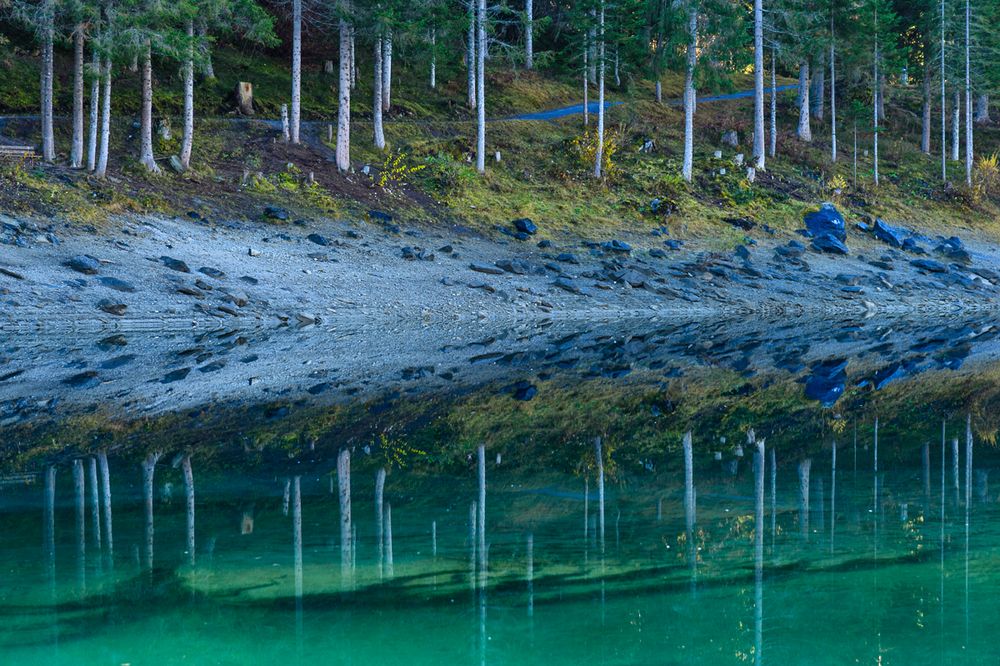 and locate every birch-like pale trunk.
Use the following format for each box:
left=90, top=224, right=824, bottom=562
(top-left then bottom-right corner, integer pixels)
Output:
left=142, top=452, right=161, bottom=569
left=682, top=431, right=695, bottom=538
left=752, top=0, right=765, bottom=169
left=595, top=437, right=605, bottom=551
left=338, top=449, right=352, bottom=585
left=475, top=0, right=486, bottom=174
left=376, top=467, right=386, bottom=578
left=583, top=47, right=589, bottom=126
left=180, top=21, right=195, bottom=170
left=98, top=450, right=113, bottom=558
left=682, top=6, right=697, bottom=181
left=40, top=0, right=55, bottom=162
left=198, top=21, right=215, bottom=78
left=588, top=19, right=596, bottom=85
left=44, top=466, right=56, bottom=573
left=95, top=57, right=112, bottom=178
left=953, top=89, right=961, bottom=161
left=525, top=0, right=533, bottom=70
left=430, top=28, right=437, bottom=88
left=797, top=61, right=812, bottom=141
left=467, top=0, right=476, bottom=109
left=614, top=46, right=620, bottom=86
left=139, top=42, right=160, bottom=173
left=374, top=38, right=386, bottom=150
left=71, top=27, right=86, bottom=168
left=769, top=48, right=776, bottom=158
left=292, top=476, right=302, bottom=599
left=87, top=457, right=101, bottom=551
left=964, top=0, right=972, bottom=186
left=477, top=444, right=486, bottom=570
left=873, top=31, right=879, bottom=187
left=798, top=458, right=811, bottom=539
left=975, top=94, right=990, bottom=123
left=73, top=460, right=86, bottom=587
left=291, top=0, right=302, bottom=144
left=655, top=80, right=662, bottom=103
left=593, top=0, right=605, bottom=178
left=941, top=0, right=947, bottom=181
left=811, top=58, right=824, bottom=121
left=921, top=63, right=932, bottom=154
left=336, top=16, right=352, bottom=172
left=382, top=30, right=392, bottom=112
left=350, top=27, right=356, bottom=89
left=830, top=22, right=837, bottom=162
left=182, top=455, right=195, bottom=566
left=87, top=42, right=100, bottom=171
